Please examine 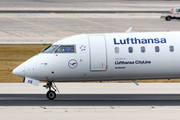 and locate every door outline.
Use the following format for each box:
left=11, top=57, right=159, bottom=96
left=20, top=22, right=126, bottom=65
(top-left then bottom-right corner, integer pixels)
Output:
left=88, top=35, right=107, bottom=71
